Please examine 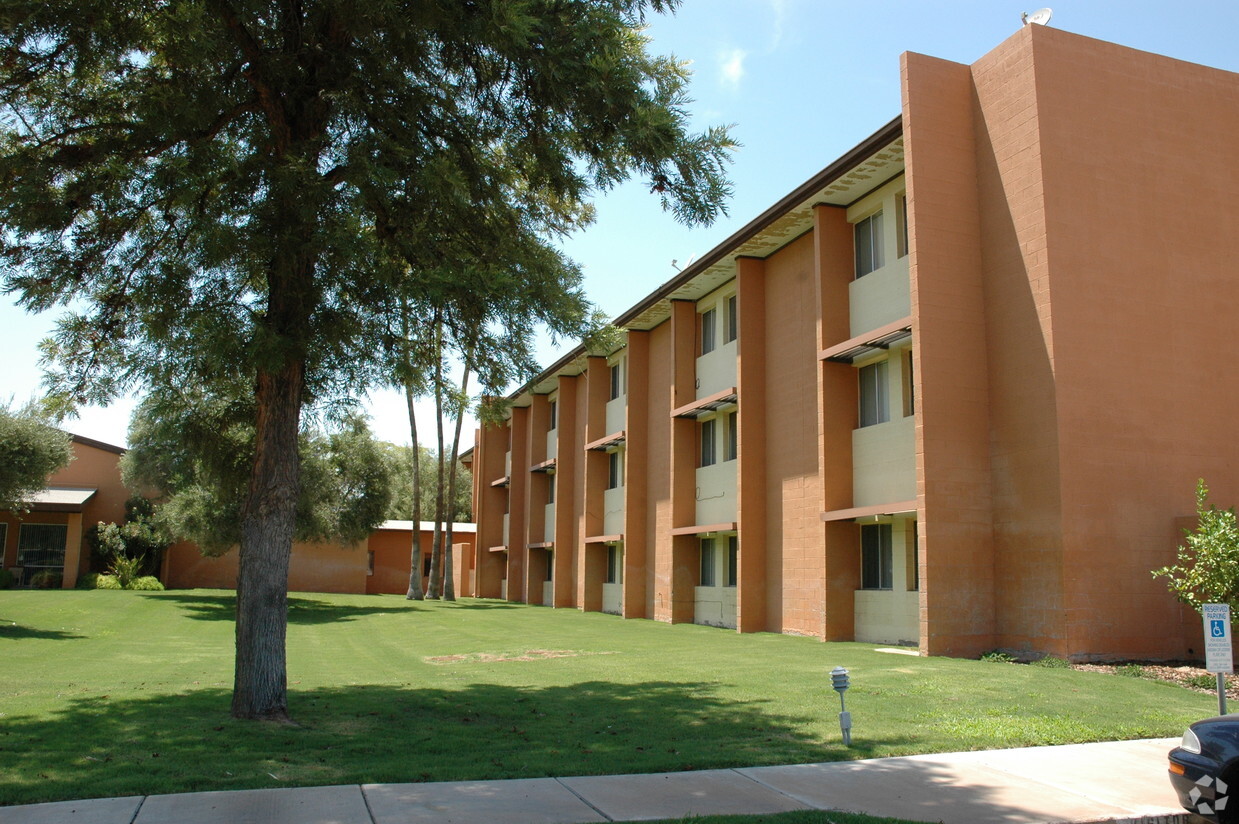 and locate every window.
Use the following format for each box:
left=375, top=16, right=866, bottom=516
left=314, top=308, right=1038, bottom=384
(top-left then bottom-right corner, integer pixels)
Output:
left=606, top=544, right=624, bottom=585
left=547, top=474, right=555, bottom=504
left=901, top=349, right=915, bottom=417
left=699, top=417, right=717, bottom=467
left=897, top=194, right=909, bottom=259
left=725, top=294, right=738, bottom=343
left=726, top=536, right=738, bottom=587
left=724, top=409, right=738, bottom=462
left=17, top=523, right=67, bottom=570
left=699, top=538, right=716, bottom=586
left=545, top=550, right=554, bottom=581
left=610, top=360, right=623, bottom=400
left=423, top=554, right=432, bottom=577
left=859, top=360, right=889, bottom=427
left=607, top=450, right=624, bottom=489
left=700, top=308, right=717, bottom=355
left=861, top=523, right=893, bottom=590
left=854, top=211, right=884, bottom=278
left=907, top=521, right=919, bottom=592
left=0, top=523, right=6, bottom=555
left=367, top=550, right=375, bottom=576
left=548, top=399, right=557, bottom=430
